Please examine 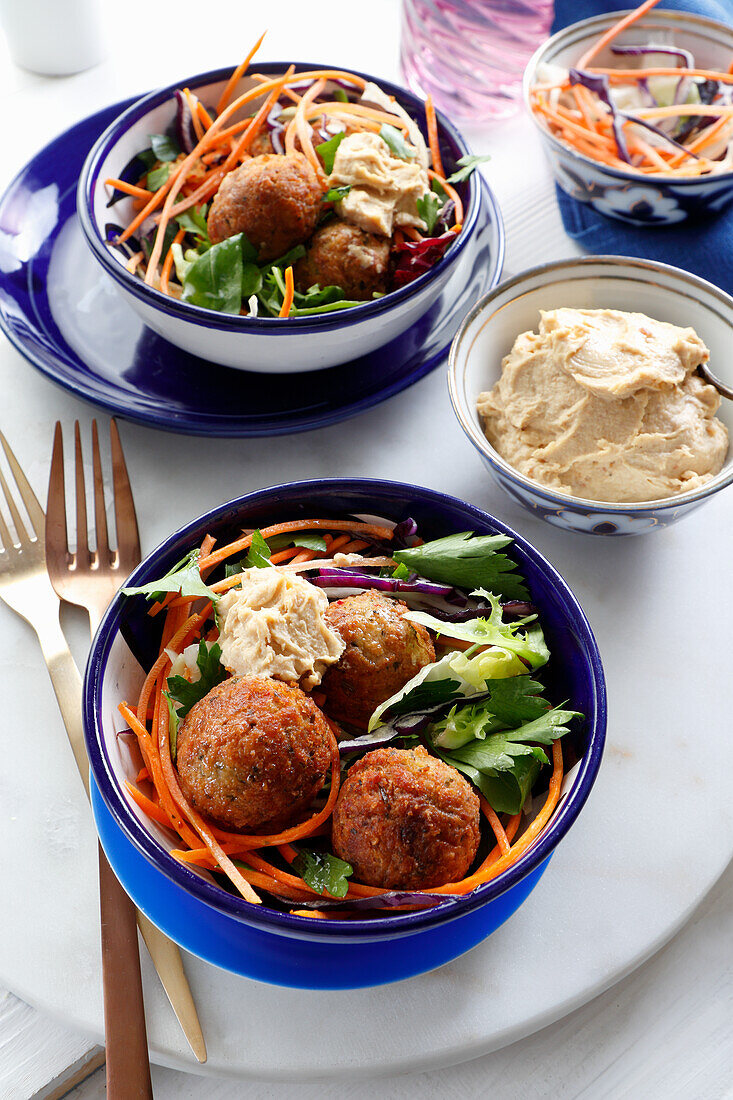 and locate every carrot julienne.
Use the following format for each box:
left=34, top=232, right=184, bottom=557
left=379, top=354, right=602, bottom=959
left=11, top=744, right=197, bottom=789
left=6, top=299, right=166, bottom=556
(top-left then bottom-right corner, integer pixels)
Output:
left=424, top=94, right=444, bottom=177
